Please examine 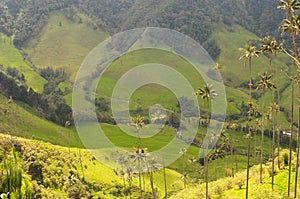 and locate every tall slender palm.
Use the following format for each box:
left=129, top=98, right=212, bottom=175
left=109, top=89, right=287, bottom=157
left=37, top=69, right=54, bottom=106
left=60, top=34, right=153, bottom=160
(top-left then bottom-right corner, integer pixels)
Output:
left=145, top=157, right=161, bottom=199
left=209, top=148, right=226, bottom=180
left=131, top=115, right=144, bottom=146
left=279, top=3, right=300, bottom=196
left=220, top=132, right=231, bottom=175
left=278, top=0, right=300, bottom=19
left=239, top=42, right=259, bottom=199
left=131, top=115, right=145, bottom=198
left=260, top=36, right=280, bottom=190
left=195, top=84, right=217, bottom=199
left=255, top=72, right=276, bottom=183
left=230, top=123, right=237, bottom=177
left=128, top=147, right=146, bottom=199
